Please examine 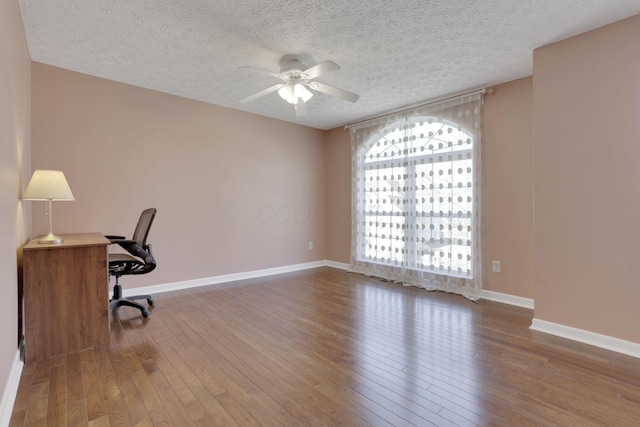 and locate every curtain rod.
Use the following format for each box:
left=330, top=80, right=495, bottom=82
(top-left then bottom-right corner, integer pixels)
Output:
left=344, top=87, right=494, bottom=130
